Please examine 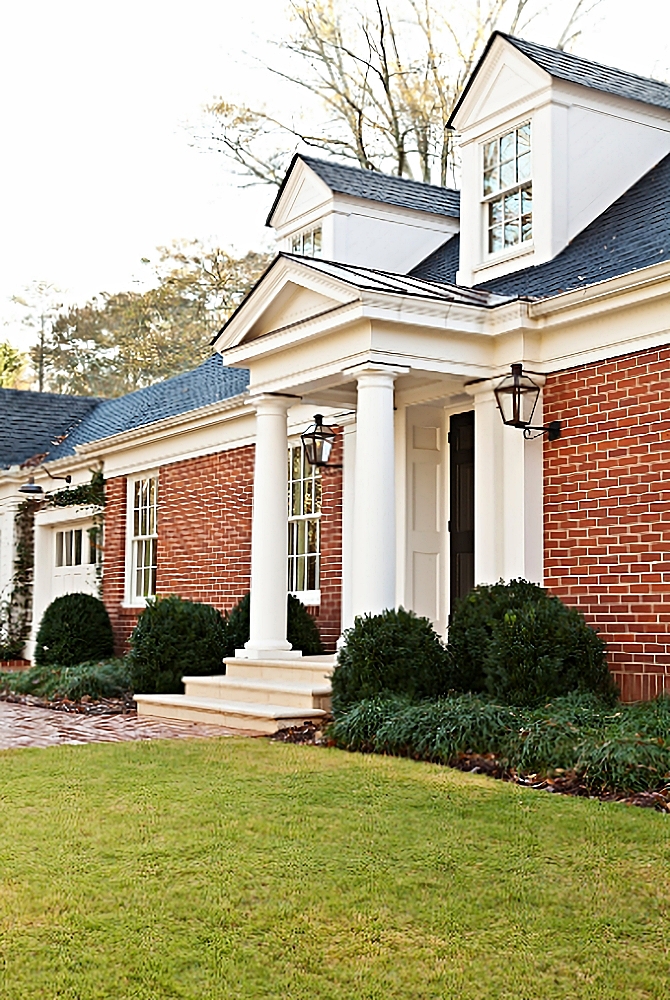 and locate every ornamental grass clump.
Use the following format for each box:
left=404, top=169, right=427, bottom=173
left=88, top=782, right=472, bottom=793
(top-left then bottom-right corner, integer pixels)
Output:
left=35, top=593, right=114, bottom=667
left=331, top=607, right=453, bottom=711
left=448, top=579, right=617, bottom=706
left=129, top=595, right=226, bottom=694
left=0, top=659, right=131, bottom=701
